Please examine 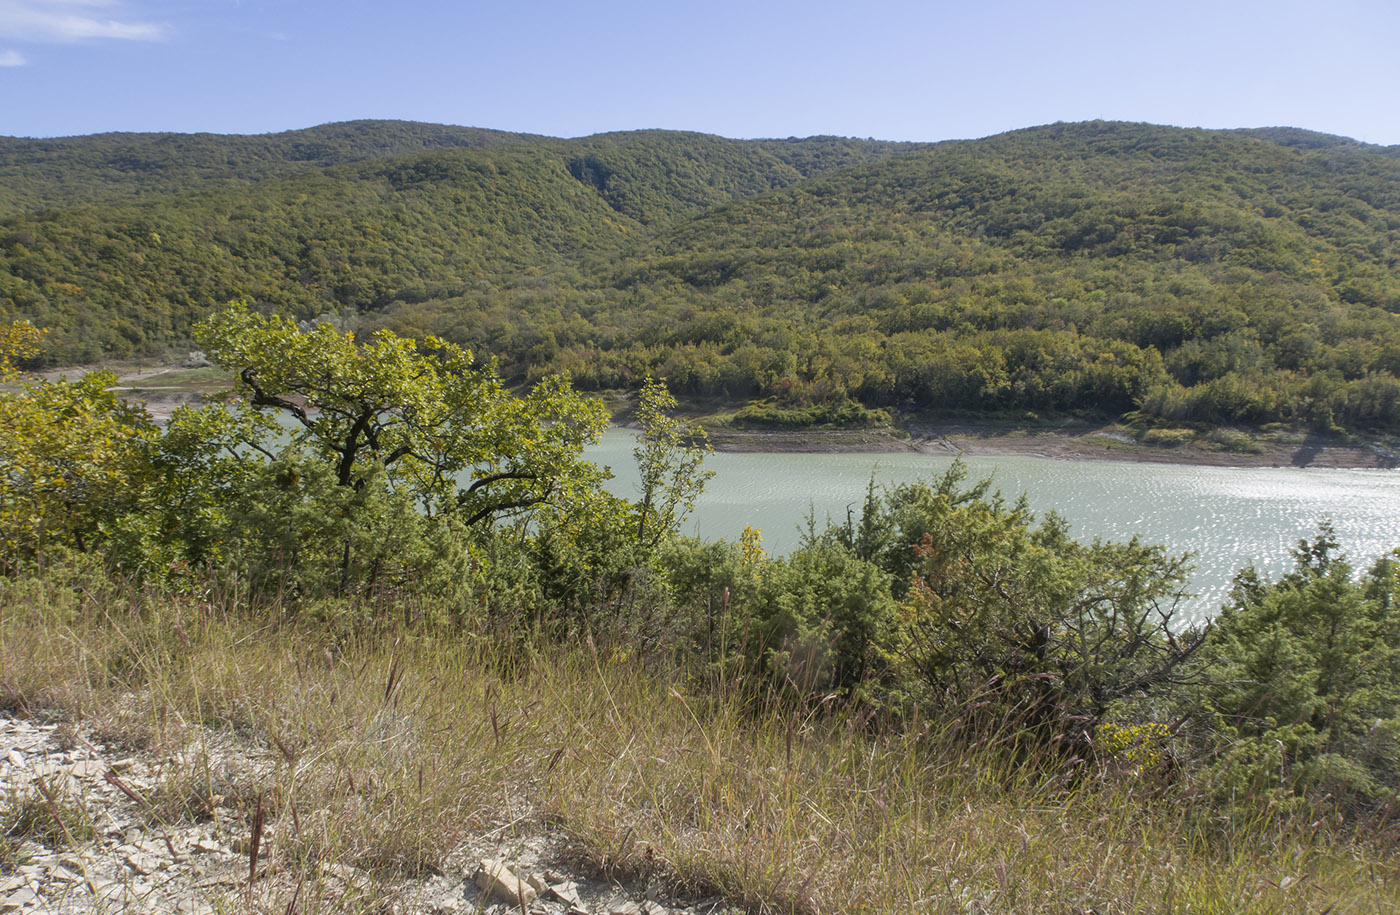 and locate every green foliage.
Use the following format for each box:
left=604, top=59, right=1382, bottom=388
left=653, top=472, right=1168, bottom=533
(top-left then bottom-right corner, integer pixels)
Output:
left=632, top=378, right=714, bottom=551
left=659, top=535, right=758, bottom=660
left=0, top=120, right=549, bottom=219
left=9, top=121, right=1400, bottom=434
left=0, top=369, right=156, bottom=558
left=195, top=301, right=608, bottom=526
left=1192, top=528, right=1400, bottom=812
left=730, top=396, right=891, bottom=428
left=0, top=129, right=906, bottom=363
left=527, top=487, right=648, bottom=629
left=750, top=542, right=899, bottom=697
left=835, top=464, right=1202, bottom=745
left=0, top=318, right=45, bottom=380
left=9, top=119, right=1400, bottom=842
